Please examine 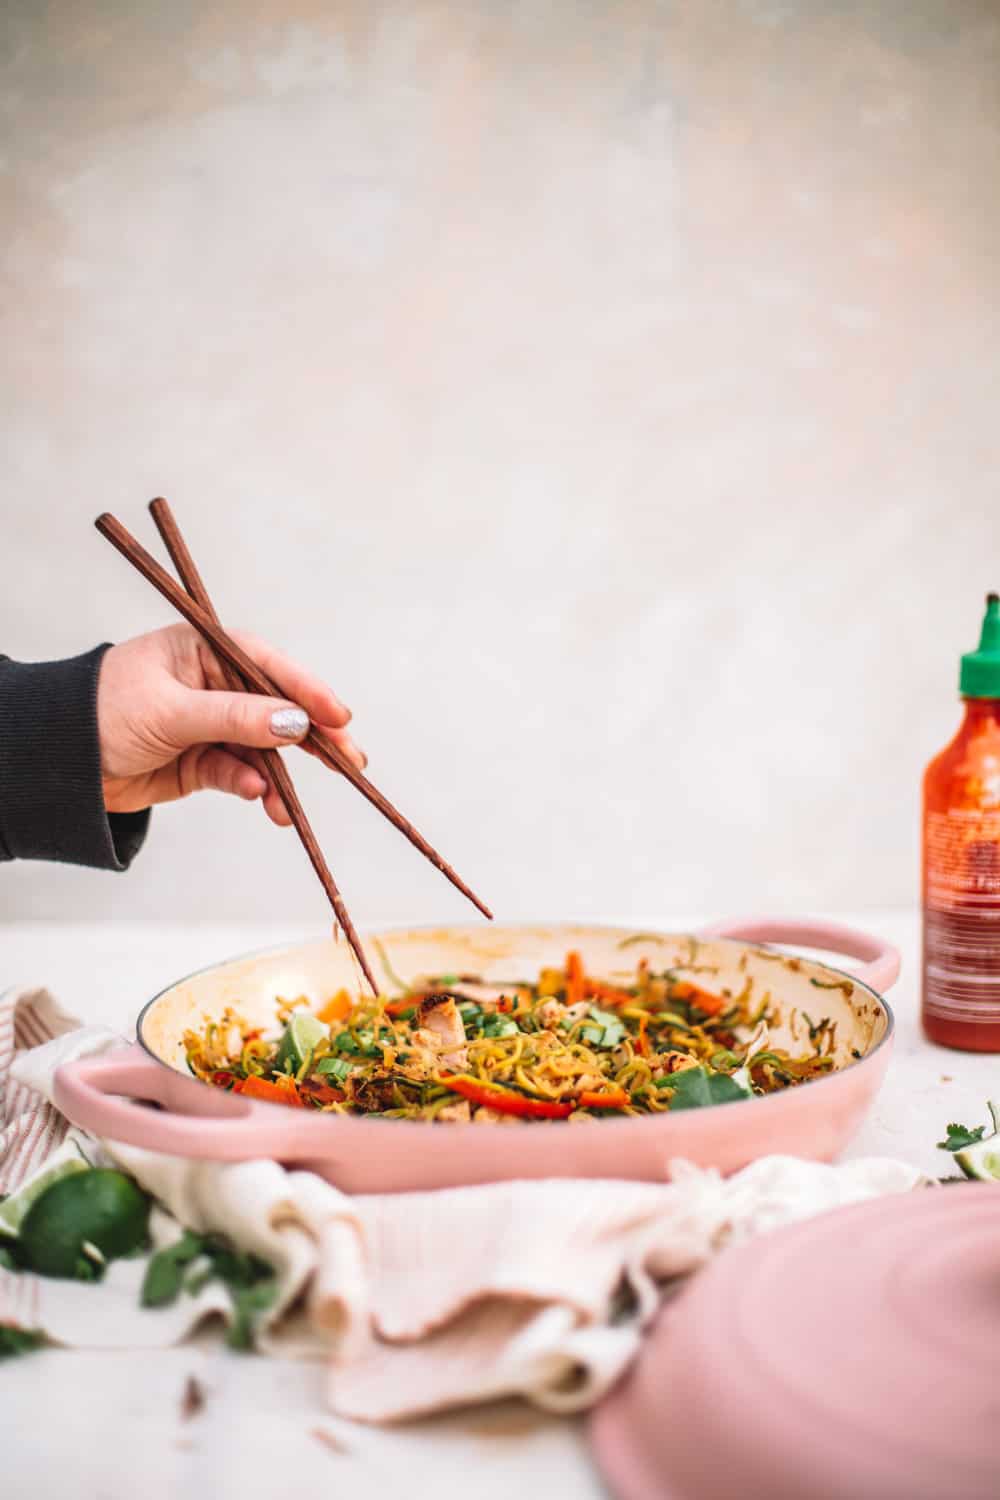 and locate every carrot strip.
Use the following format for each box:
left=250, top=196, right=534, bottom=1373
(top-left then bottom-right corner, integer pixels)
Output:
left=670, top=981, right=727, bottom=1016
left=317, top=989, right=353, bottom=1024
left=584, top=980, right=637, bottom=1007
left=579, top=1088, right=630, bottom=1111
left=566, top=950, right=585, bottom=1007
left=234, top=1074, right=304, bottom=1108
left=635, top=1015, right=650, bottom=1057
left=385, top=995, right=421, bottom=1017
